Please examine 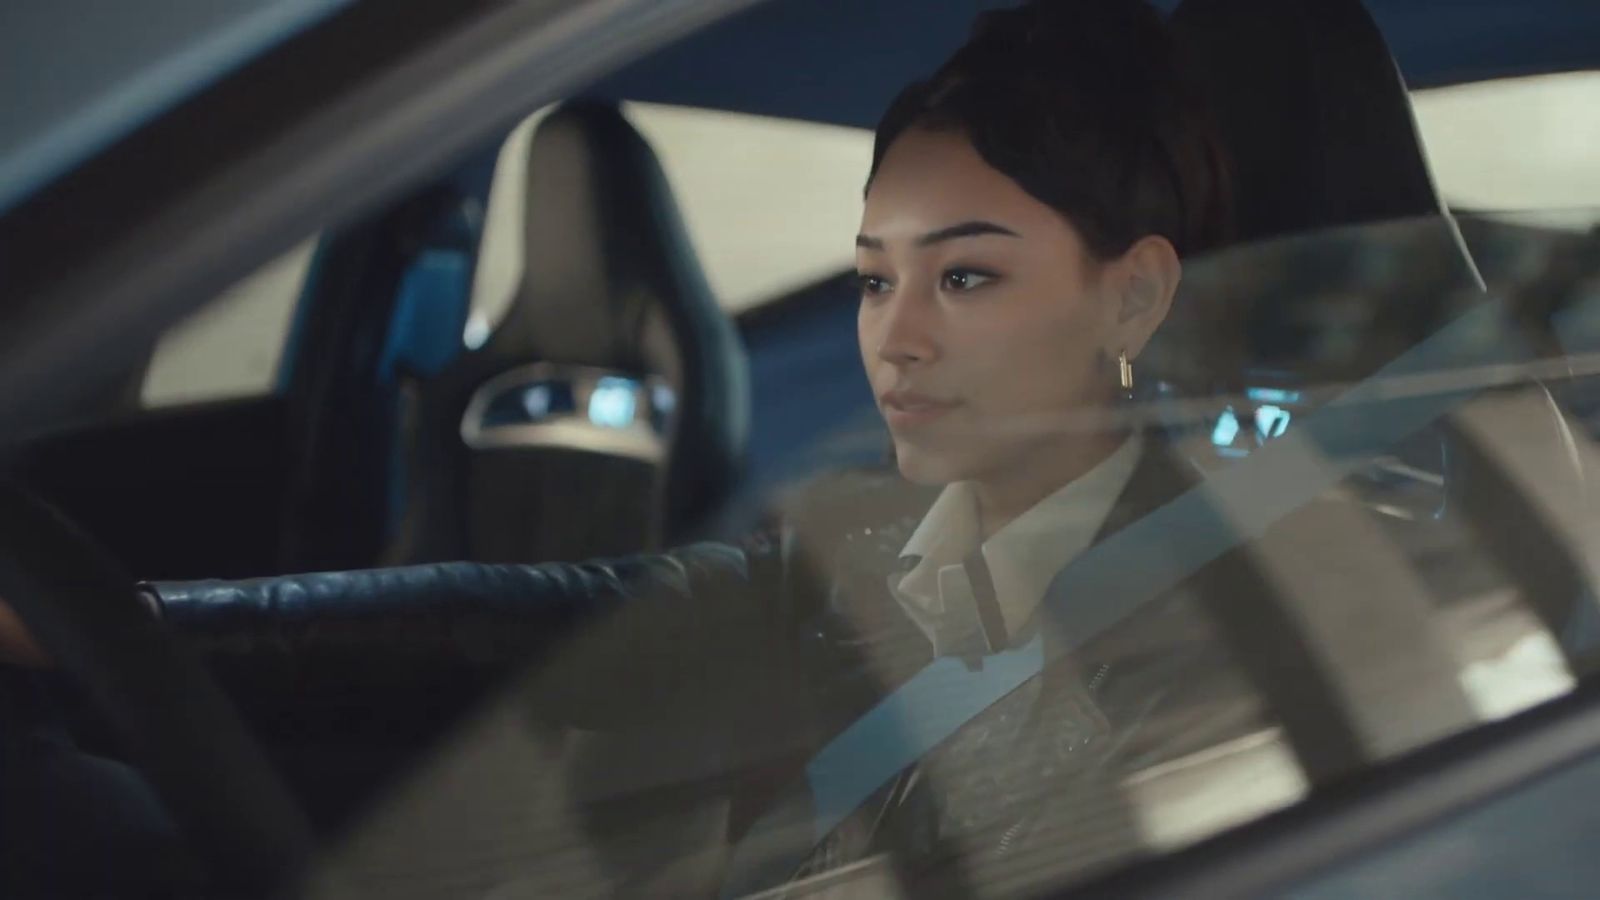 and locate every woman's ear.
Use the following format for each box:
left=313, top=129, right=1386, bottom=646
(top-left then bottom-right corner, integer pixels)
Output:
left=1109, top=235, right=1181, bottom=360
